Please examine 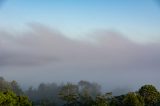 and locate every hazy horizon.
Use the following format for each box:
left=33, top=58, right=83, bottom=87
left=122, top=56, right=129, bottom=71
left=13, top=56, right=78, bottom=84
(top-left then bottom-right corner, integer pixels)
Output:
left=0, top=0, right=160, bottom=92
